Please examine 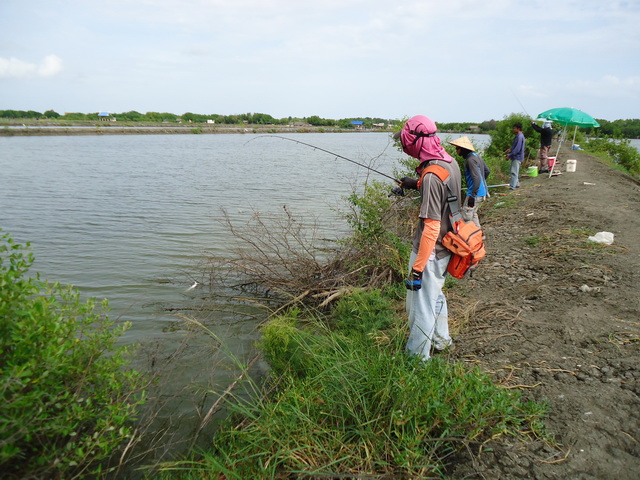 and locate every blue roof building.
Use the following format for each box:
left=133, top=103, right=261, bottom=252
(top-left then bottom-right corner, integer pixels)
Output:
left=98, top=112, right=115, bottom=121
